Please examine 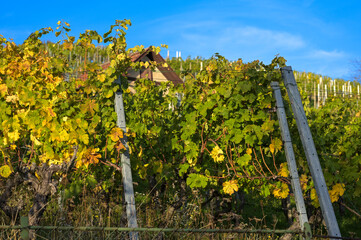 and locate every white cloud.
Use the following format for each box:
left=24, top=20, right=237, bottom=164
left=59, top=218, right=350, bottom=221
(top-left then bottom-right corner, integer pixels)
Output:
left=309, top=50, right=347, bottom=59
left=169, top=24, right=306, bottom=62
left=222, top=26, right=305, bottom=50
left=128, top=4, right=354, bottom=79
left=287, top=49, right=350, bottom=78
